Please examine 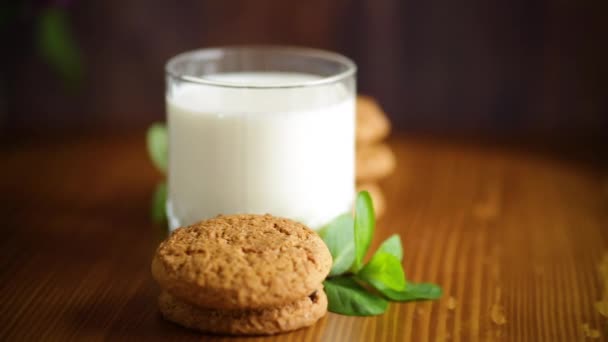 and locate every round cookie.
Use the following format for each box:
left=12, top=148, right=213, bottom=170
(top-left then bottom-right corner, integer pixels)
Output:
left=158, top=289, right=327, bottom=335
left=356, top=143, right=396, bottom=181
left=357, top=96, right=391, bottom=144
left=152, top=214, right=332, bottom=310
left=356, top=183, right=386, bottom=218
